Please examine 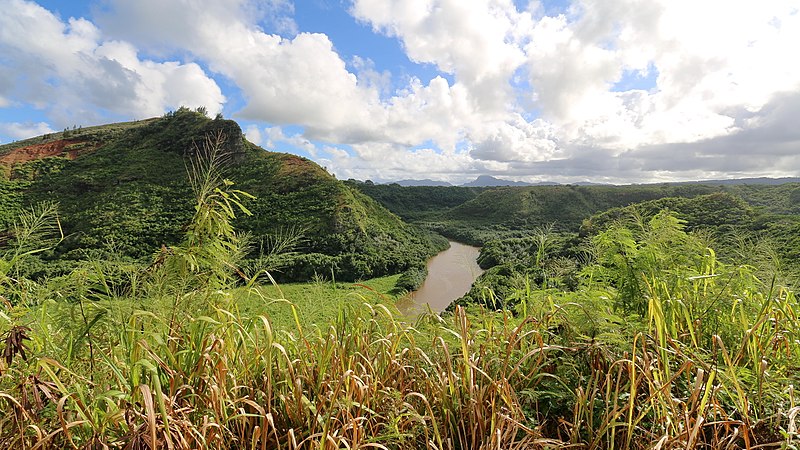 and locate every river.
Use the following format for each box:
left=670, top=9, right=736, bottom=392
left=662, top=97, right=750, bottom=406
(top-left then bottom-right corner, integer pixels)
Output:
left=399, top=241, right=484, bottom=314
